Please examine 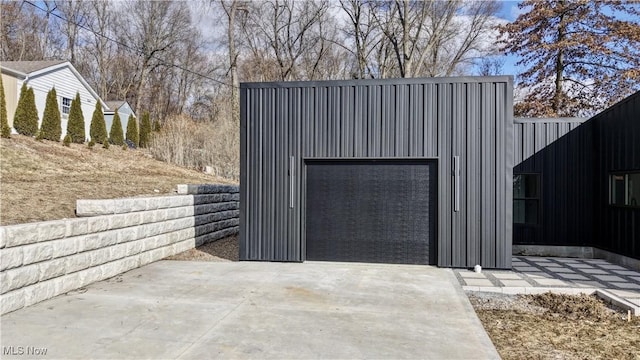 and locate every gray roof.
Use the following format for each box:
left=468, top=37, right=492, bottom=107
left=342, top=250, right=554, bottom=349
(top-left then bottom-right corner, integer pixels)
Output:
left=1, top=60, right=68, bottom=74
left=105, top=100, right=125, bottom=111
